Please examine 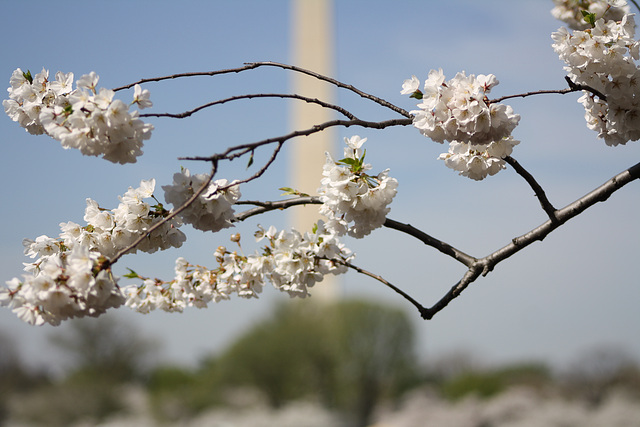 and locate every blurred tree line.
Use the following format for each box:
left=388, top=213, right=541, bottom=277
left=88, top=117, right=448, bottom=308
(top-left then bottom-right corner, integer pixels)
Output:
left=1, top=299, right=639, bottom=427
